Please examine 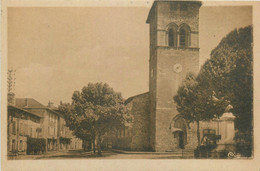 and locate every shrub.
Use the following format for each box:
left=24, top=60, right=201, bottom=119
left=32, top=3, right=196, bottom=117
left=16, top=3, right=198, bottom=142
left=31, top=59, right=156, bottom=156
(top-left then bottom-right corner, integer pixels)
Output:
left=235, top=131, right=252, bottom=157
